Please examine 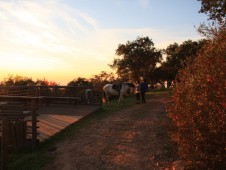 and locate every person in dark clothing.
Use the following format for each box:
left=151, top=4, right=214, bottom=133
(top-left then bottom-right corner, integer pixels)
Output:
left=140, top=79, right=148, bottom=103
